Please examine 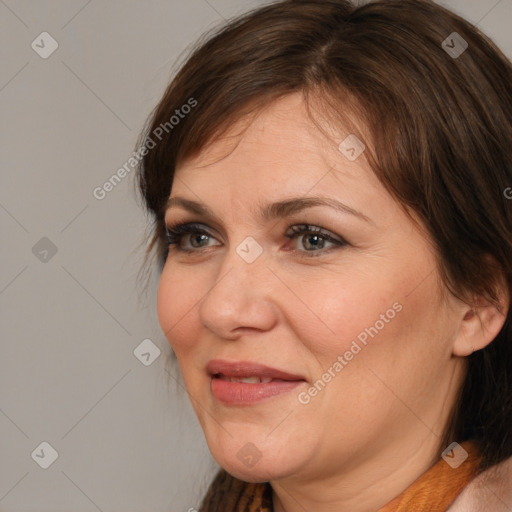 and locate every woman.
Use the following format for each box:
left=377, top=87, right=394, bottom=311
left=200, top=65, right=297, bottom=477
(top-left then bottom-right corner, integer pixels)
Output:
left=135, top=0, right=512, bottom=510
